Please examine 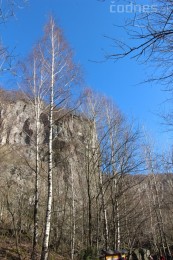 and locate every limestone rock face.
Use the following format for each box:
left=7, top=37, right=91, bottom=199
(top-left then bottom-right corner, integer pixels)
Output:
left=0, top=91, right=98, bottom=199
left=0, top=99, right=42, bottom=145
left=0, top=97, right=95, bottom=150
left=0, top=90, right=98, bottom=246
